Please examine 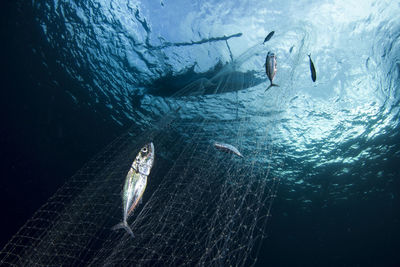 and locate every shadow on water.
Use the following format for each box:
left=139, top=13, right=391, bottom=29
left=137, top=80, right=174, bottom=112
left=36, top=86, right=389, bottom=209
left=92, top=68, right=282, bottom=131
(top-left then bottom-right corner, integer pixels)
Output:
left=146, top=61, right=265, bottom=97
